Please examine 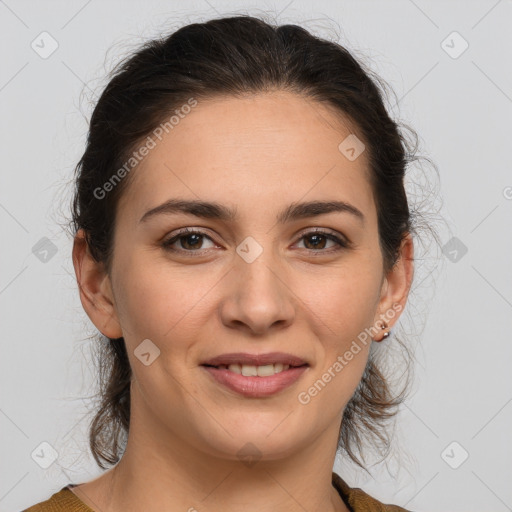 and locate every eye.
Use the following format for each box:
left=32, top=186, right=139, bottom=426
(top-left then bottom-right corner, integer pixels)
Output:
left=162, top=228, right=217, bottom=254
left=162, top=227, right=350, bottom=256
left=294, top=229, right=350, bottom=252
